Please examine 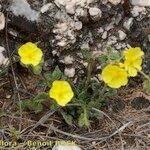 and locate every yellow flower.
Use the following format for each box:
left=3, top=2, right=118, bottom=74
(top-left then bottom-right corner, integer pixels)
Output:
left=49, top=80, right=74, bottom=106
left=101, top=64, right=128, bottom=88
left=123, top=47, right=144, bottom=77
left=18, top=42, right=43, bottom=66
